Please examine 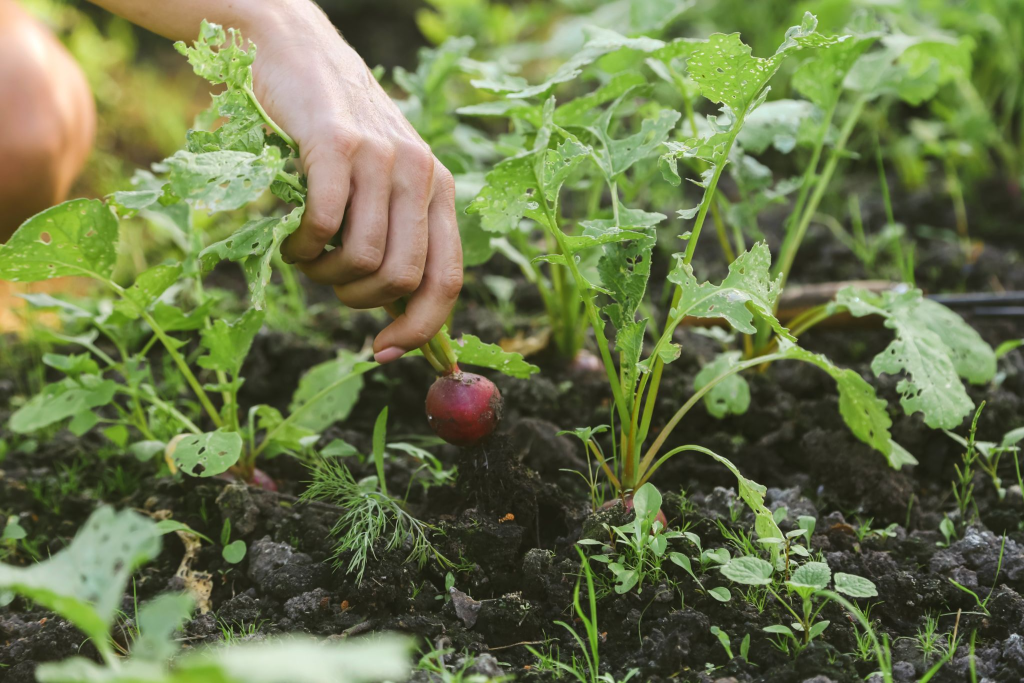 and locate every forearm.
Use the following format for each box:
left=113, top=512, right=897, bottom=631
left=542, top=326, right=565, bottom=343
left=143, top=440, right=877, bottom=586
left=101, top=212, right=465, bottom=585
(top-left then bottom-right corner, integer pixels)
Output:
left=86, top=0, right=317, bottom=44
